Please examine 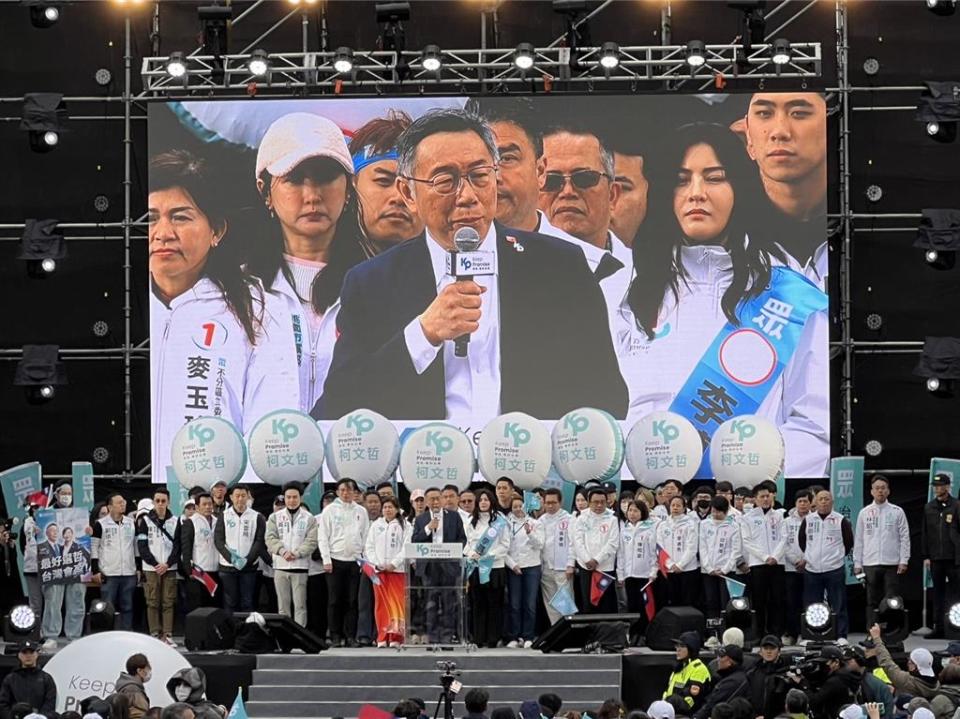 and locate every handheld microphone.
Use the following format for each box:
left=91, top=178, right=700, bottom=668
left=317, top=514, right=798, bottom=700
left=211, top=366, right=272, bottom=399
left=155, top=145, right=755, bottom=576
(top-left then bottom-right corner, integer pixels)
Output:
left=446, top=226, right=494, bottom=358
